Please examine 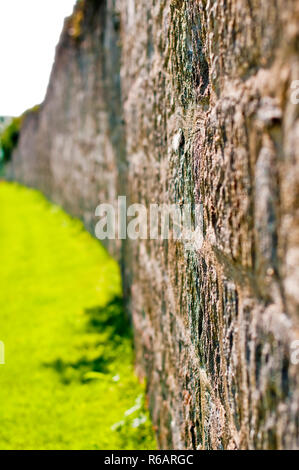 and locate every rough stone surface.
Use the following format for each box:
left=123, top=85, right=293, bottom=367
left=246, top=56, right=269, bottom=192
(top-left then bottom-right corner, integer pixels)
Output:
left=8, top=0, right=299, bottom=449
